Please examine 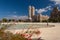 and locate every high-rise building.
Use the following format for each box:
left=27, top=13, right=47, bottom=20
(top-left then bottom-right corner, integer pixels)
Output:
left=28, top=6, right=35, bottom=21
left=37, top=14, right=40, bottom=22
left=28, top=5, right=49, bottom=22
left=31, top=6, right=35, bottom=17
left=29, top=6, right=32, bottom=20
